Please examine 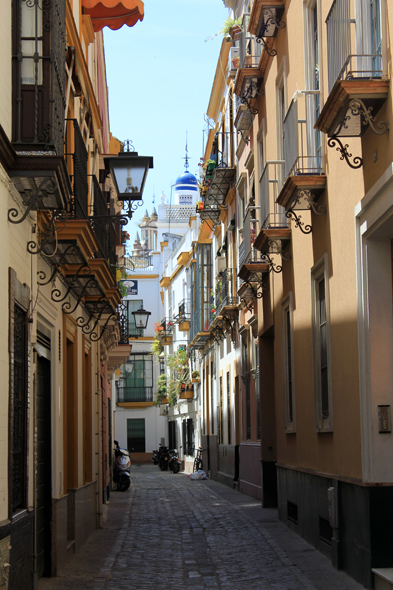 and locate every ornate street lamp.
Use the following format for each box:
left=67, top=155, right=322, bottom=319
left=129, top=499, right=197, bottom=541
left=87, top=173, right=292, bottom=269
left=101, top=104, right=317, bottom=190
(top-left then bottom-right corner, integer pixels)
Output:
left=131, top=305, right=151, bottom=333
left=124, top=358, right=135, bottom=375
left=104, top=143, right=153, bottom=202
